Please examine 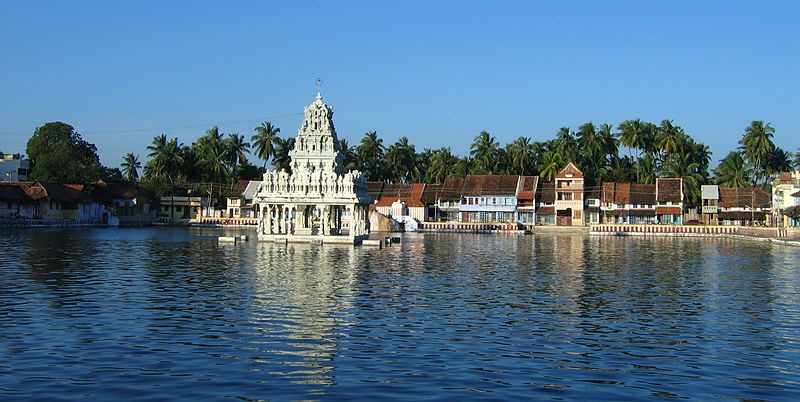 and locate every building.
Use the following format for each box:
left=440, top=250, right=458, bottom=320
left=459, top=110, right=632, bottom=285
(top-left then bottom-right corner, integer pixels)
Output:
left=85, top=181, right=152, bottom=225
left=0, top=182, right=34, bottom=217
left=655, top=178, right=684, bottom=224
left=534, top=181, right=556, bottom=225
left=515, top=176, right=538, bottom=225
left=226, top=180, right=261, bottom=218
left=0, top=154, right=30, bottom=182
left=436, top=177, right=466, bottom=222
left=19, top=181, right=102, bottom=221
left=253, top=92, right=372, bottom=243
left=601, top=182, right=658, bottom=224
left=717, top=187, right=770, bottom=225
left=159, top=196, right=205, bottom=220
left=701, top=185, right=720, bottom=225
left=554, top=162, right=584, bottom=226
left=371, top=183, right=427, bottom=221
left=771, top=171, right=800, bottom=227
left=459, top=175, right=521, bottom=223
